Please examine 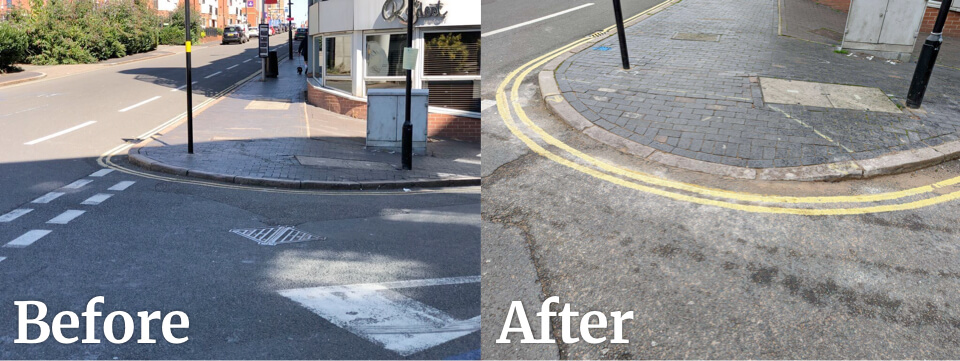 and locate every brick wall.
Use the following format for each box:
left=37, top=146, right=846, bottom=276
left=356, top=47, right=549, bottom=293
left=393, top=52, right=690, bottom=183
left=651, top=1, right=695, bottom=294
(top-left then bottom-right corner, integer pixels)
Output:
left=920, top=7, right=960, bottom=37
left=813, top=0, right=850, bottom=12
left=306, top=82, right=480, bottom=142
